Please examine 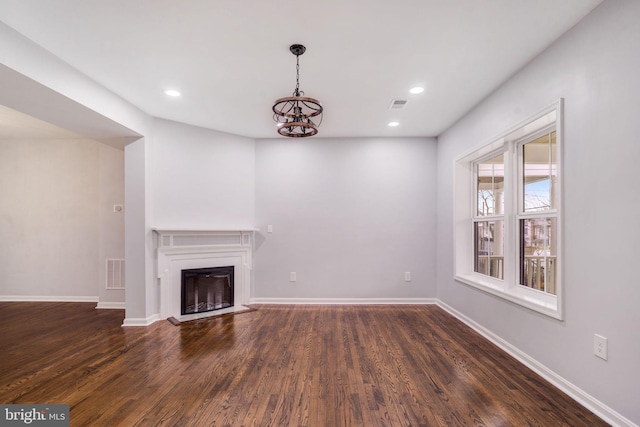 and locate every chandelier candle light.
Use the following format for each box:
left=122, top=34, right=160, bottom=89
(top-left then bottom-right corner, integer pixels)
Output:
left=272, top=44, right=323, bottom=137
